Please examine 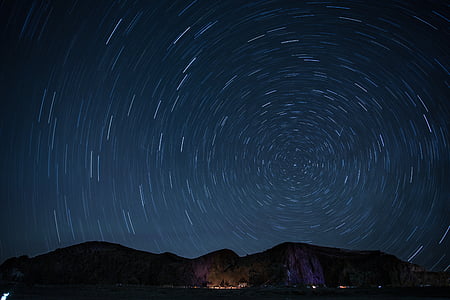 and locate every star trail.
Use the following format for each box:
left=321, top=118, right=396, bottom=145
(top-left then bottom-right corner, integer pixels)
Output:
left=0, top=0, right=449, bottom=272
